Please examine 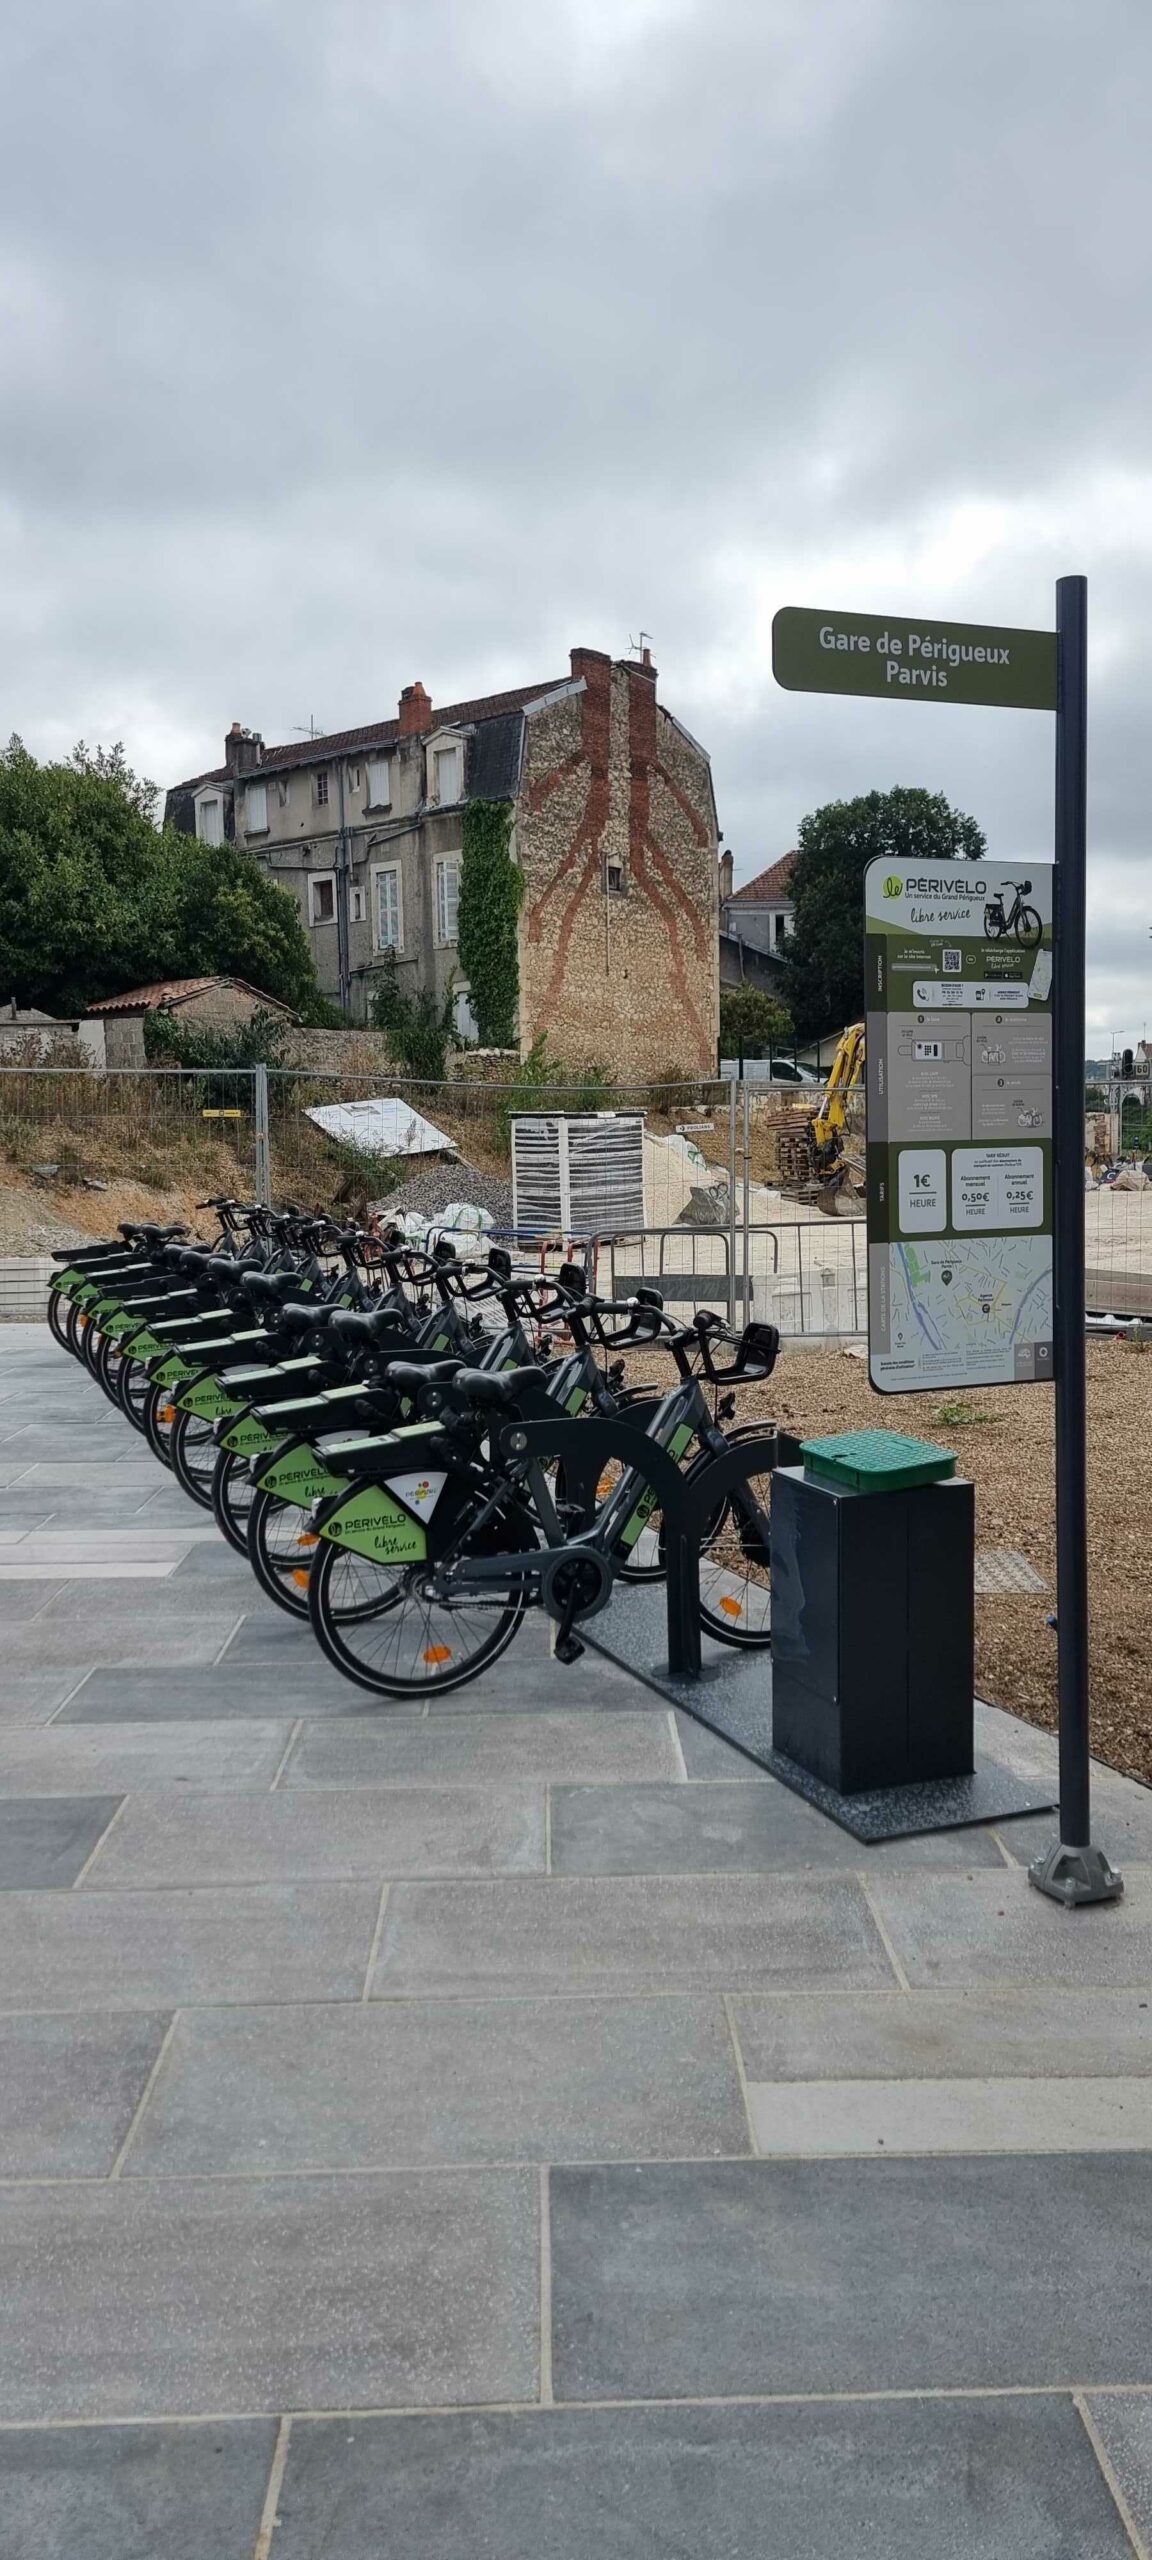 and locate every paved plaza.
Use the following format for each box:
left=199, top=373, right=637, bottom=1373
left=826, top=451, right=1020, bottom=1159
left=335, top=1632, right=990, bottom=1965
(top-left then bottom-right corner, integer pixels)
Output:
left=1, top=1321, right=1152, bottom=2554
